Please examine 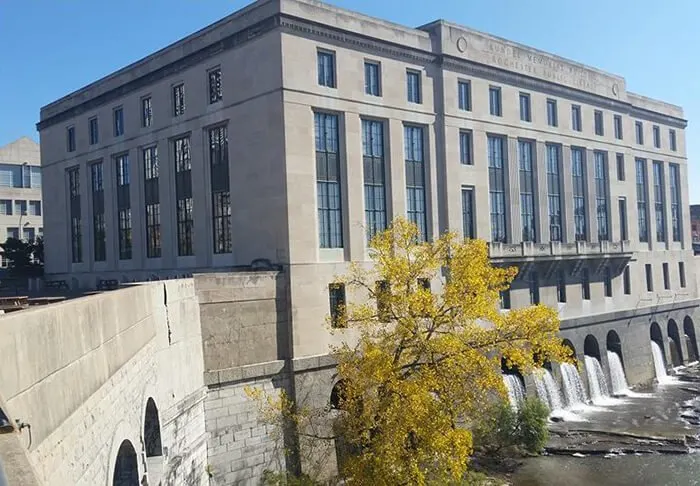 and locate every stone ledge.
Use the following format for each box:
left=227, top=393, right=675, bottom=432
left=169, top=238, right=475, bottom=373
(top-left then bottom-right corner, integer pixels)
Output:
left=292, top=354, right=337, bottom=372
left=205, top=360, right=286, bottom=386
left=561, top=298, right=700, bottom=330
